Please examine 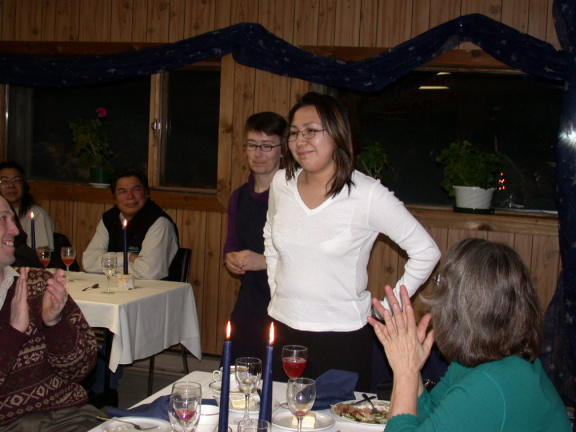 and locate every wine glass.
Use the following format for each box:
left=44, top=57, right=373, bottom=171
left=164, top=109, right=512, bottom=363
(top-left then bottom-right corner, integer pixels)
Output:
left=61, top=246, right=76, bottom=282
left=235, top=357, right=262, bottom=423
left=36, top=247, right=51, bottom=269
left=237, top=419, right=271, bottom=432
left=282, top=345, right=308, bottom=378
left=100, top=253, right=117, bottom=294
left=286, top=378, right=316, bottom=432
left=168, top=381, right=202, bottom=432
